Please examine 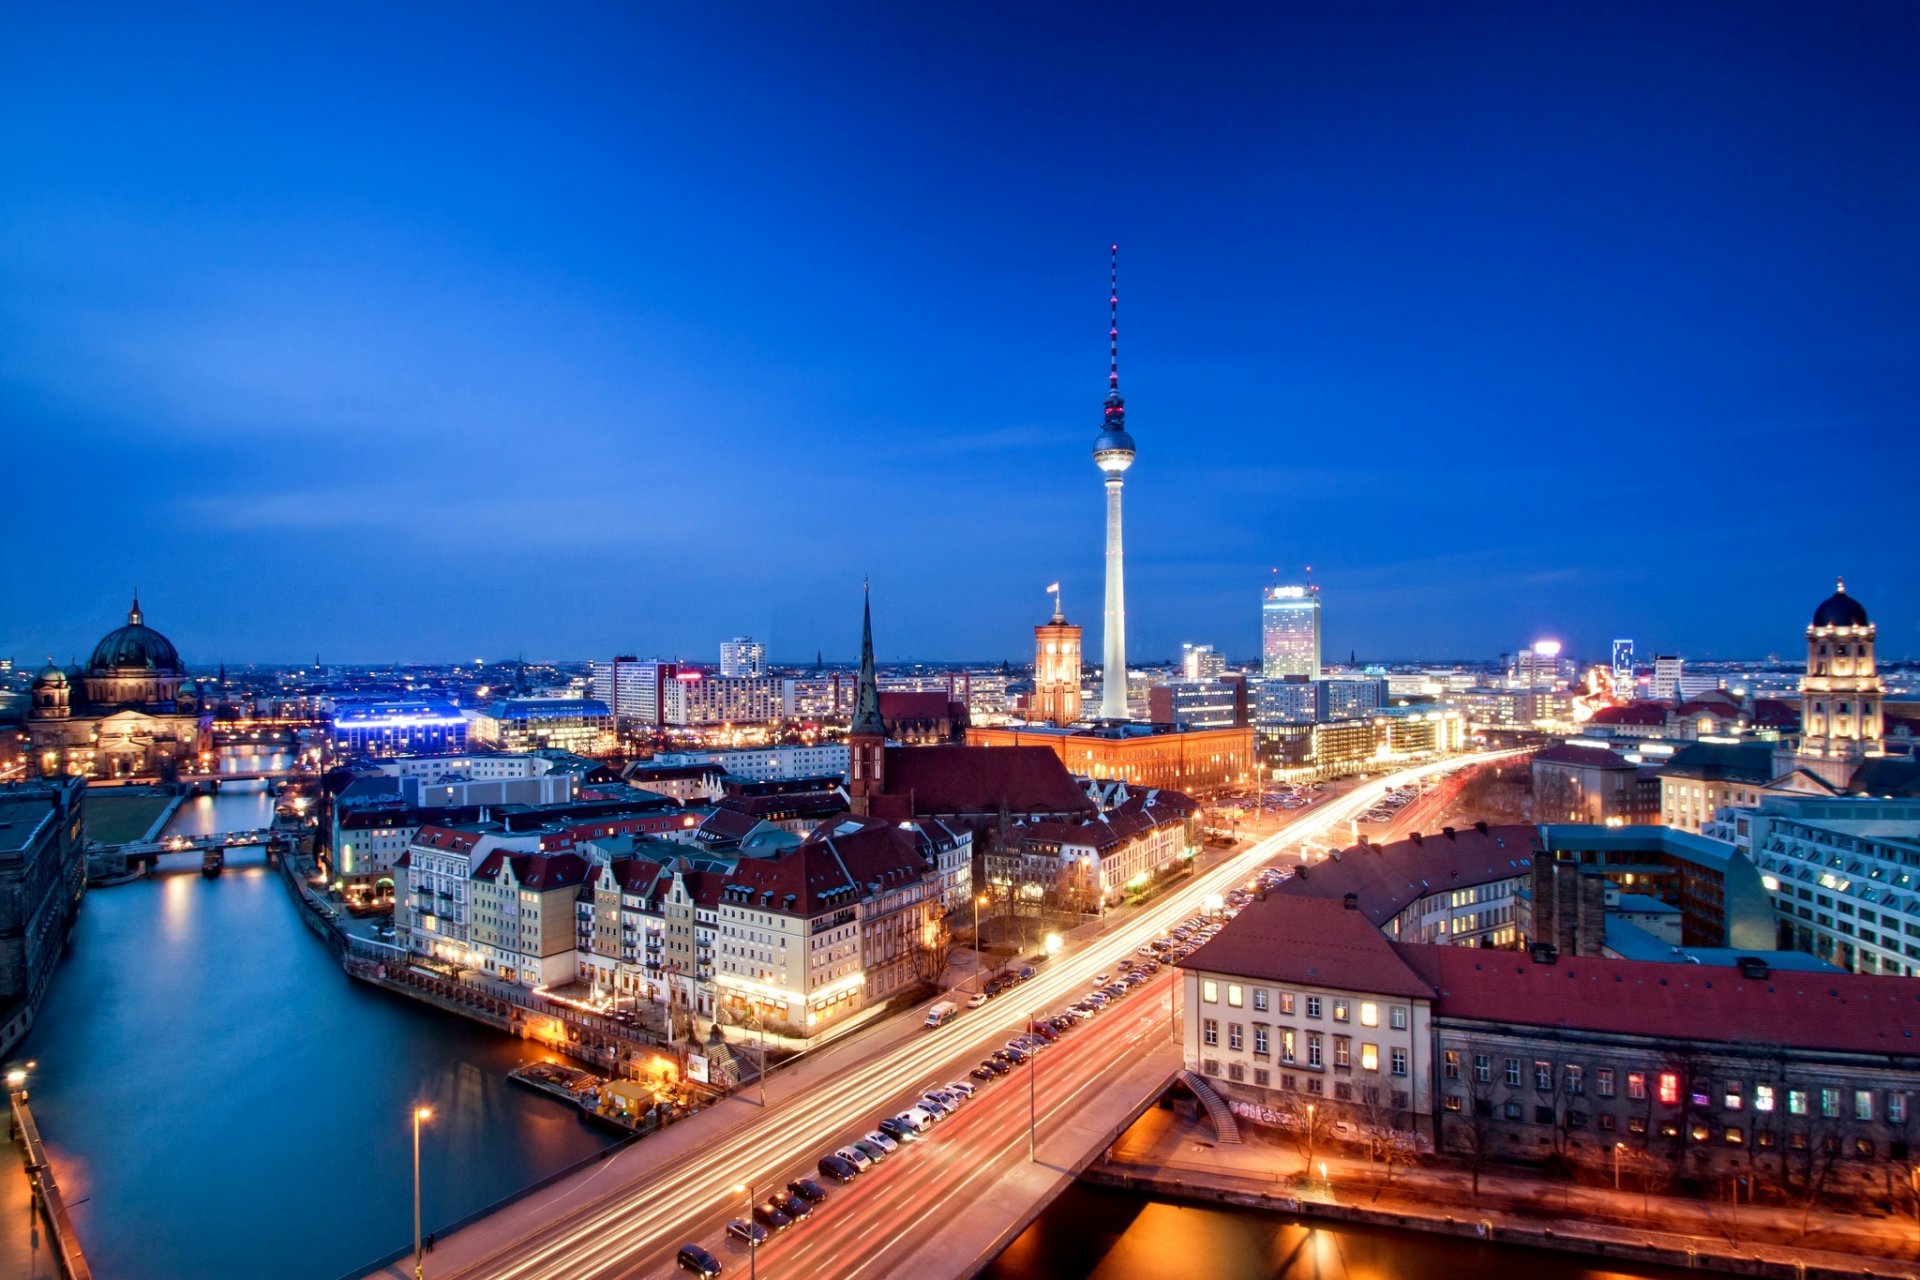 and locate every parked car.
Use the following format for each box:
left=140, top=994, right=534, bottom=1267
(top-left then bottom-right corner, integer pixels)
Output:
left=677, top=1244, right=724, bottom=1276
left=896, top=1107, right=937, bottom=1132
left=916, top=1095, right=951, bottom=1120
left=971, top=1064, right=998, bottom=1082
left=1017, top=965, right=1036, bottom=981
left=726, top=1219, right=768, bottom=1248
left=773, top=1191, right=812, bottom=1221
left=852, top=1138, right=890, bottom=1164
left=788, top=1178, right=829, bottom=1205
left=982, top=1056, right=1013, bottom=1075
left=966, top=992, right=988, bottom=1009
left=876, top=1118, right=918, bottom=1144
left=863, top=1129, right=901, bottom=1153
left=818, top=1153, right=860, bottom=1182
left=946, top=1080, right=977, bottom=1098
left=752, top=1202, right=792, bottom=1233
left=1002, top=1045, right=1030, bottom=1064
left=1092, top=972, right=1111, bottom=984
